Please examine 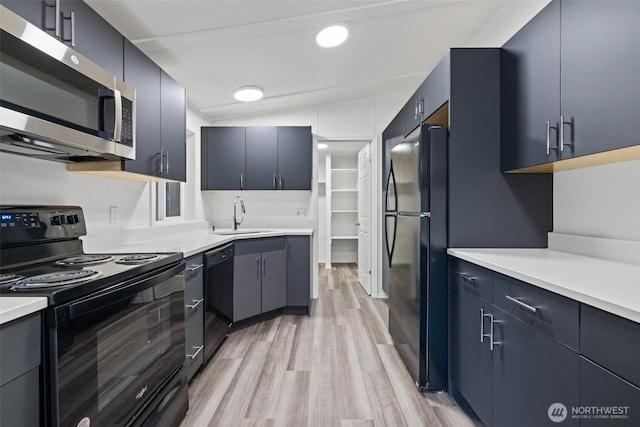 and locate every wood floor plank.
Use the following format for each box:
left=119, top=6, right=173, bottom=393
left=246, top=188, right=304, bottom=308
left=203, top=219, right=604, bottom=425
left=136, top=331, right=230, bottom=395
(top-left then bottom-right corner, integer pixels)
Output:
left=181, top=264, right=474, bottom=427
